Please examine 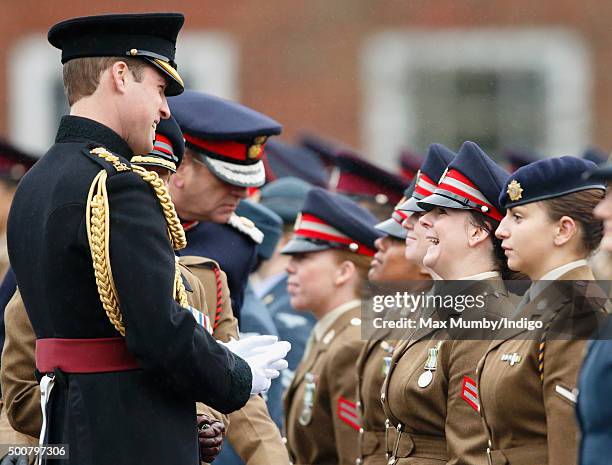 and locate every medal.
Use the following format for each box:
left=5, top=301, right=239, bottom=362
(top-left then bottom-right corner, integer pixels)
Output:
left=380, top=341, right=395, bottom=377
left=417, top=342, right=442, bottom=388
left=299, top=372, right=316, bottom=426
